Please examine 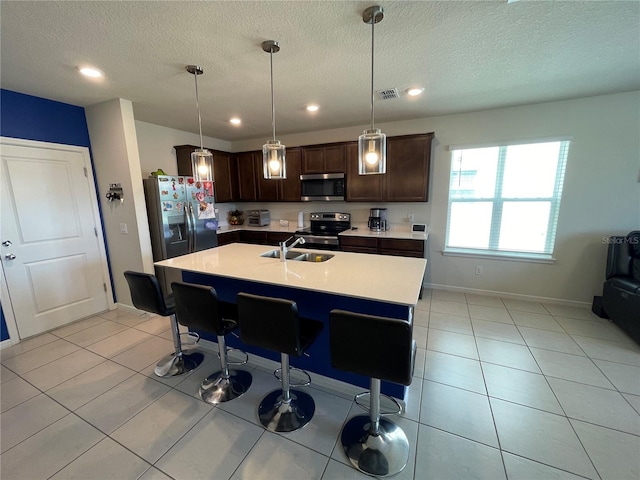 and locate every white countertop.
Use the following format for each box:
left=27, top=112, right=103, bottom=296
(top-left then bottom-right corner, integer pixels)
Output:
left=156, top=243, right=426, bottom=306
left=217, top=222, right=428, bottom=241
left=217, top=222, right=300, bottom=234
left=339, top=223, right=429, bottom=241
